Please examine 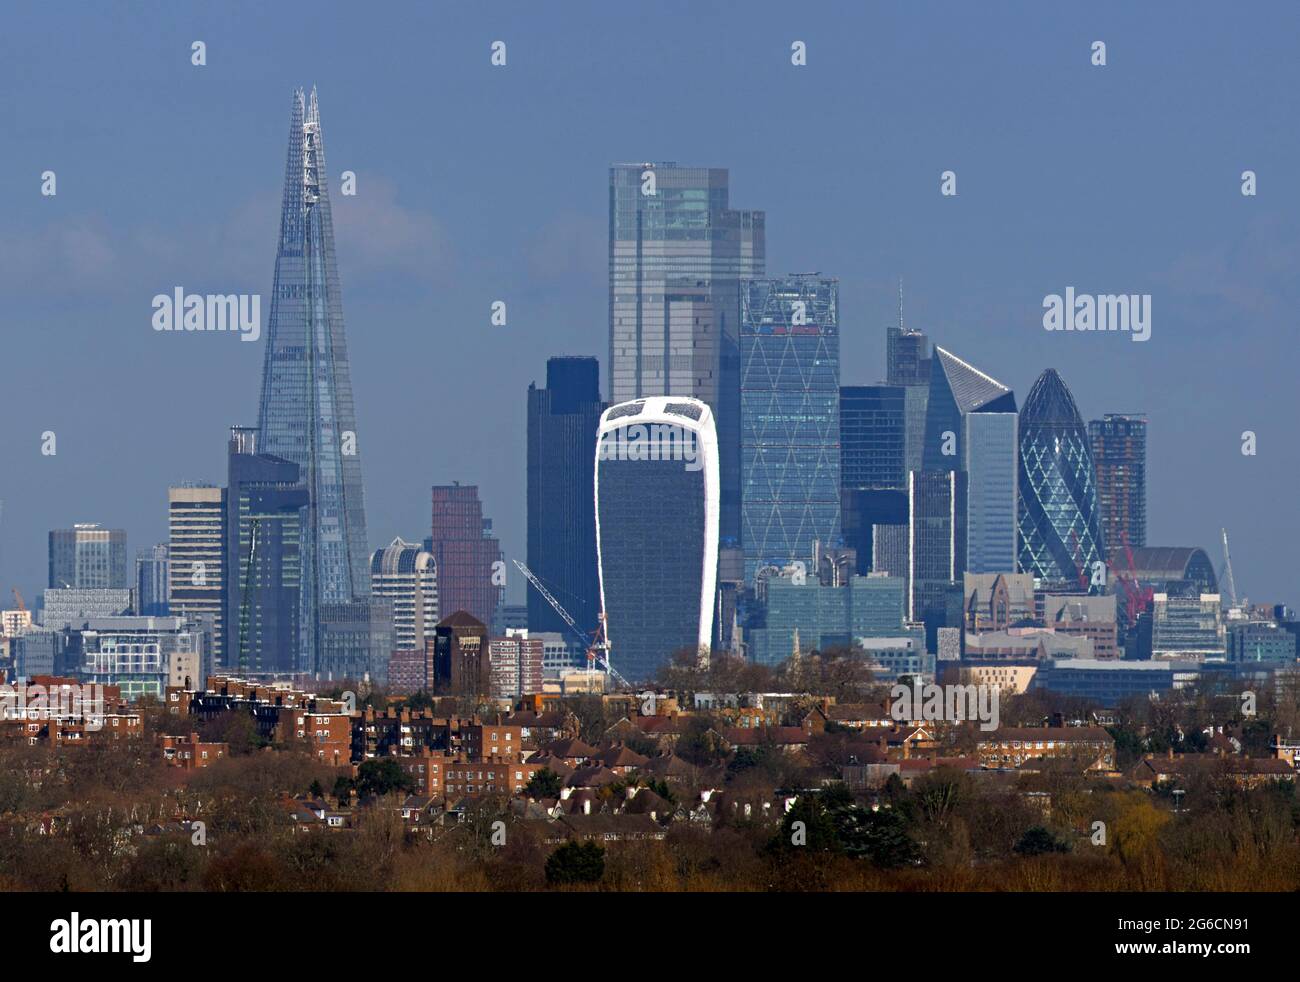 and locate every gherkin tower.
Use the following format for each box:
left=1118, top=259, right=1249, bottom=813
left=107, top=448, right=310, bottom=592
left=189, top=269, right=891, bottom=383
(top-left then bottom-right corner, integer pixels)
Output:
left=1017, top=369, right=1106, bottom=586
left=256, top=88, right=370, bottom=669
